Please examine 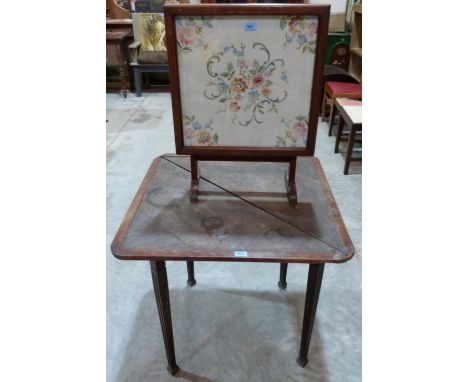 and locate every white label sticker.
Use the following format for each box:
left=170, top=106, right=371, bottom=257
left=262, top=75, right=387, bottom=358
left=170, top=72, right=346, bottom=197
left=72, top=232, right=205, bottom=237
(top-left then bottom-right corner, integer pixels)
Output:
left=243, top=22, right=257, bottom=32
left=234, top=251, right=248, bottom=257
